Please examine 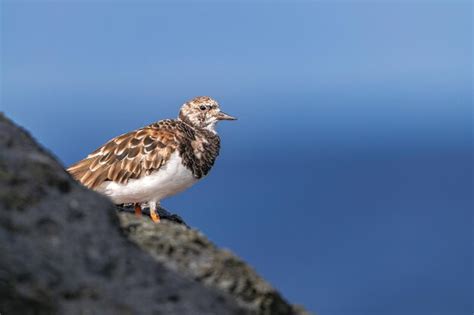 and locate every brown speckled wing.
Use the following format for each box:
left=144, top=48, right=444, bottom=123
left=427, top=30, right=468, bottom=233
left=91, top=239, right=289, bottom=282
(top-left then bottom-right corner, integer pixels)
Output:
left=67, top=121, right=179, bottom=189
